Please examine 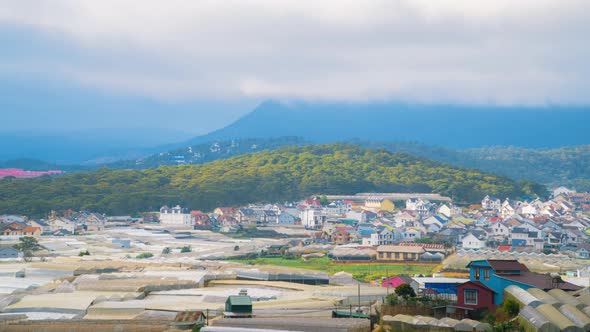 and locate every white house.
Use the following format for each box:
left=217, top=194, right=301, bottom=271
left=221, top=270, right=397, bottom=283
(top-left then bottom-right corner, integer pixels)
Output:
left=552, top=186, right=575, bottom=198
left=501, top=200, right=517, bottom=219
left=462, top=233, right=486, bottom=249
left=481, top=195, right=501, bottom=211
left=403, top=228, right=422, bottom=241
left=159, top=205, right=193, bottom=227
left=300, top=208, right=326, bottom=229
left=519, top=203, right=538, bottom=217
left=490, top=221, right=510, bottom=237
left=364, top=228, right=395, bottom=246
left=437, top=204, right=453, bottom=218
